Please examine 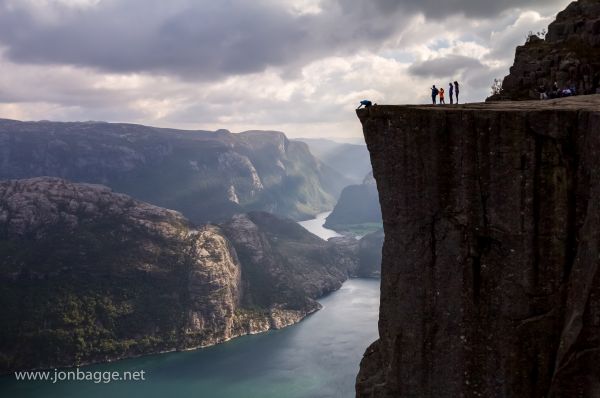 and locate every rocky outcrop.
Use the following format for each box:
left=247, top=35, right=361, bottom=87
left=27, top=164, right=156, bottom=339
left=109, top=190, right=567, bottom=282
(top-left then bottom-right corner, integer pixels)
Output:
left=356, top=229, right=384, bottom=278
left=0, top=119, right=348, bottom=223
left=325, top=172, right=382, bottom=235
left=493, top=0, right=600, bottom=100
left=0, top=177, right=355, bottom=373
left=221, top=211, right=358, bottom=309
left=356, top=96, right=600, bottom=397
